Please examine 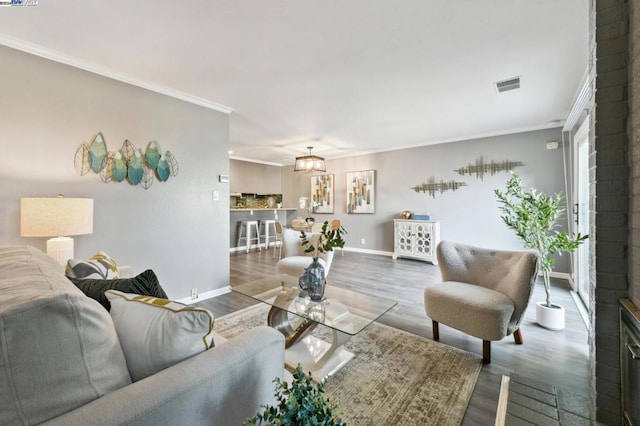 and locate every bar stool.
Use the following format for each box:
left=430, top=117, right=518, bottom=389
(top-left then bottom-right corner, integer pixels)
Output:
left=259, top=219, right=277, bottom=250
left=273, top=221, right=283, bottom=259
left=237, top=220, right=261, bottom=253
